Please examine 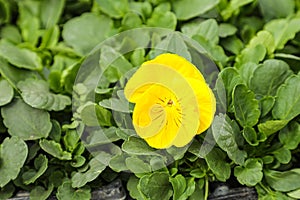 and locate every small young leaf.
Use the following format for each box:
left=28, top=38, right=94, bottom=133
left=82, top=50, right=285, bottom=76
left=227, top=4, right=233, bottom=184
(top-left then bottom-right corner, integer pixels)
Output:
left=18, top=79, right=71, bottom=111
left=95, top=0, right=128, bottom=19
left=1, top=98, right=52, bottom=140
left=125, top=156, right=152, bottom=174
left=258, top=120, right=288, bottom=137
left=169, top=175, right=195, bottom=200
left=147, top=8, right=176, bottom=30
left=0, top=136, right=28, bottom=187
left=272, top=146, right=291, bottom=164
left=30, top=184, right=54, bottom=200
left=0, top=40, right=42, bottom=70
left=40, top=0, right=65, bottom=28
left=22, top=154, right=48, bottom=185
left=234, top=158, right=263, bottom=186
left=233, top=84, right=261, bottom=127
left=39, top=139, right=72, bottom=160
